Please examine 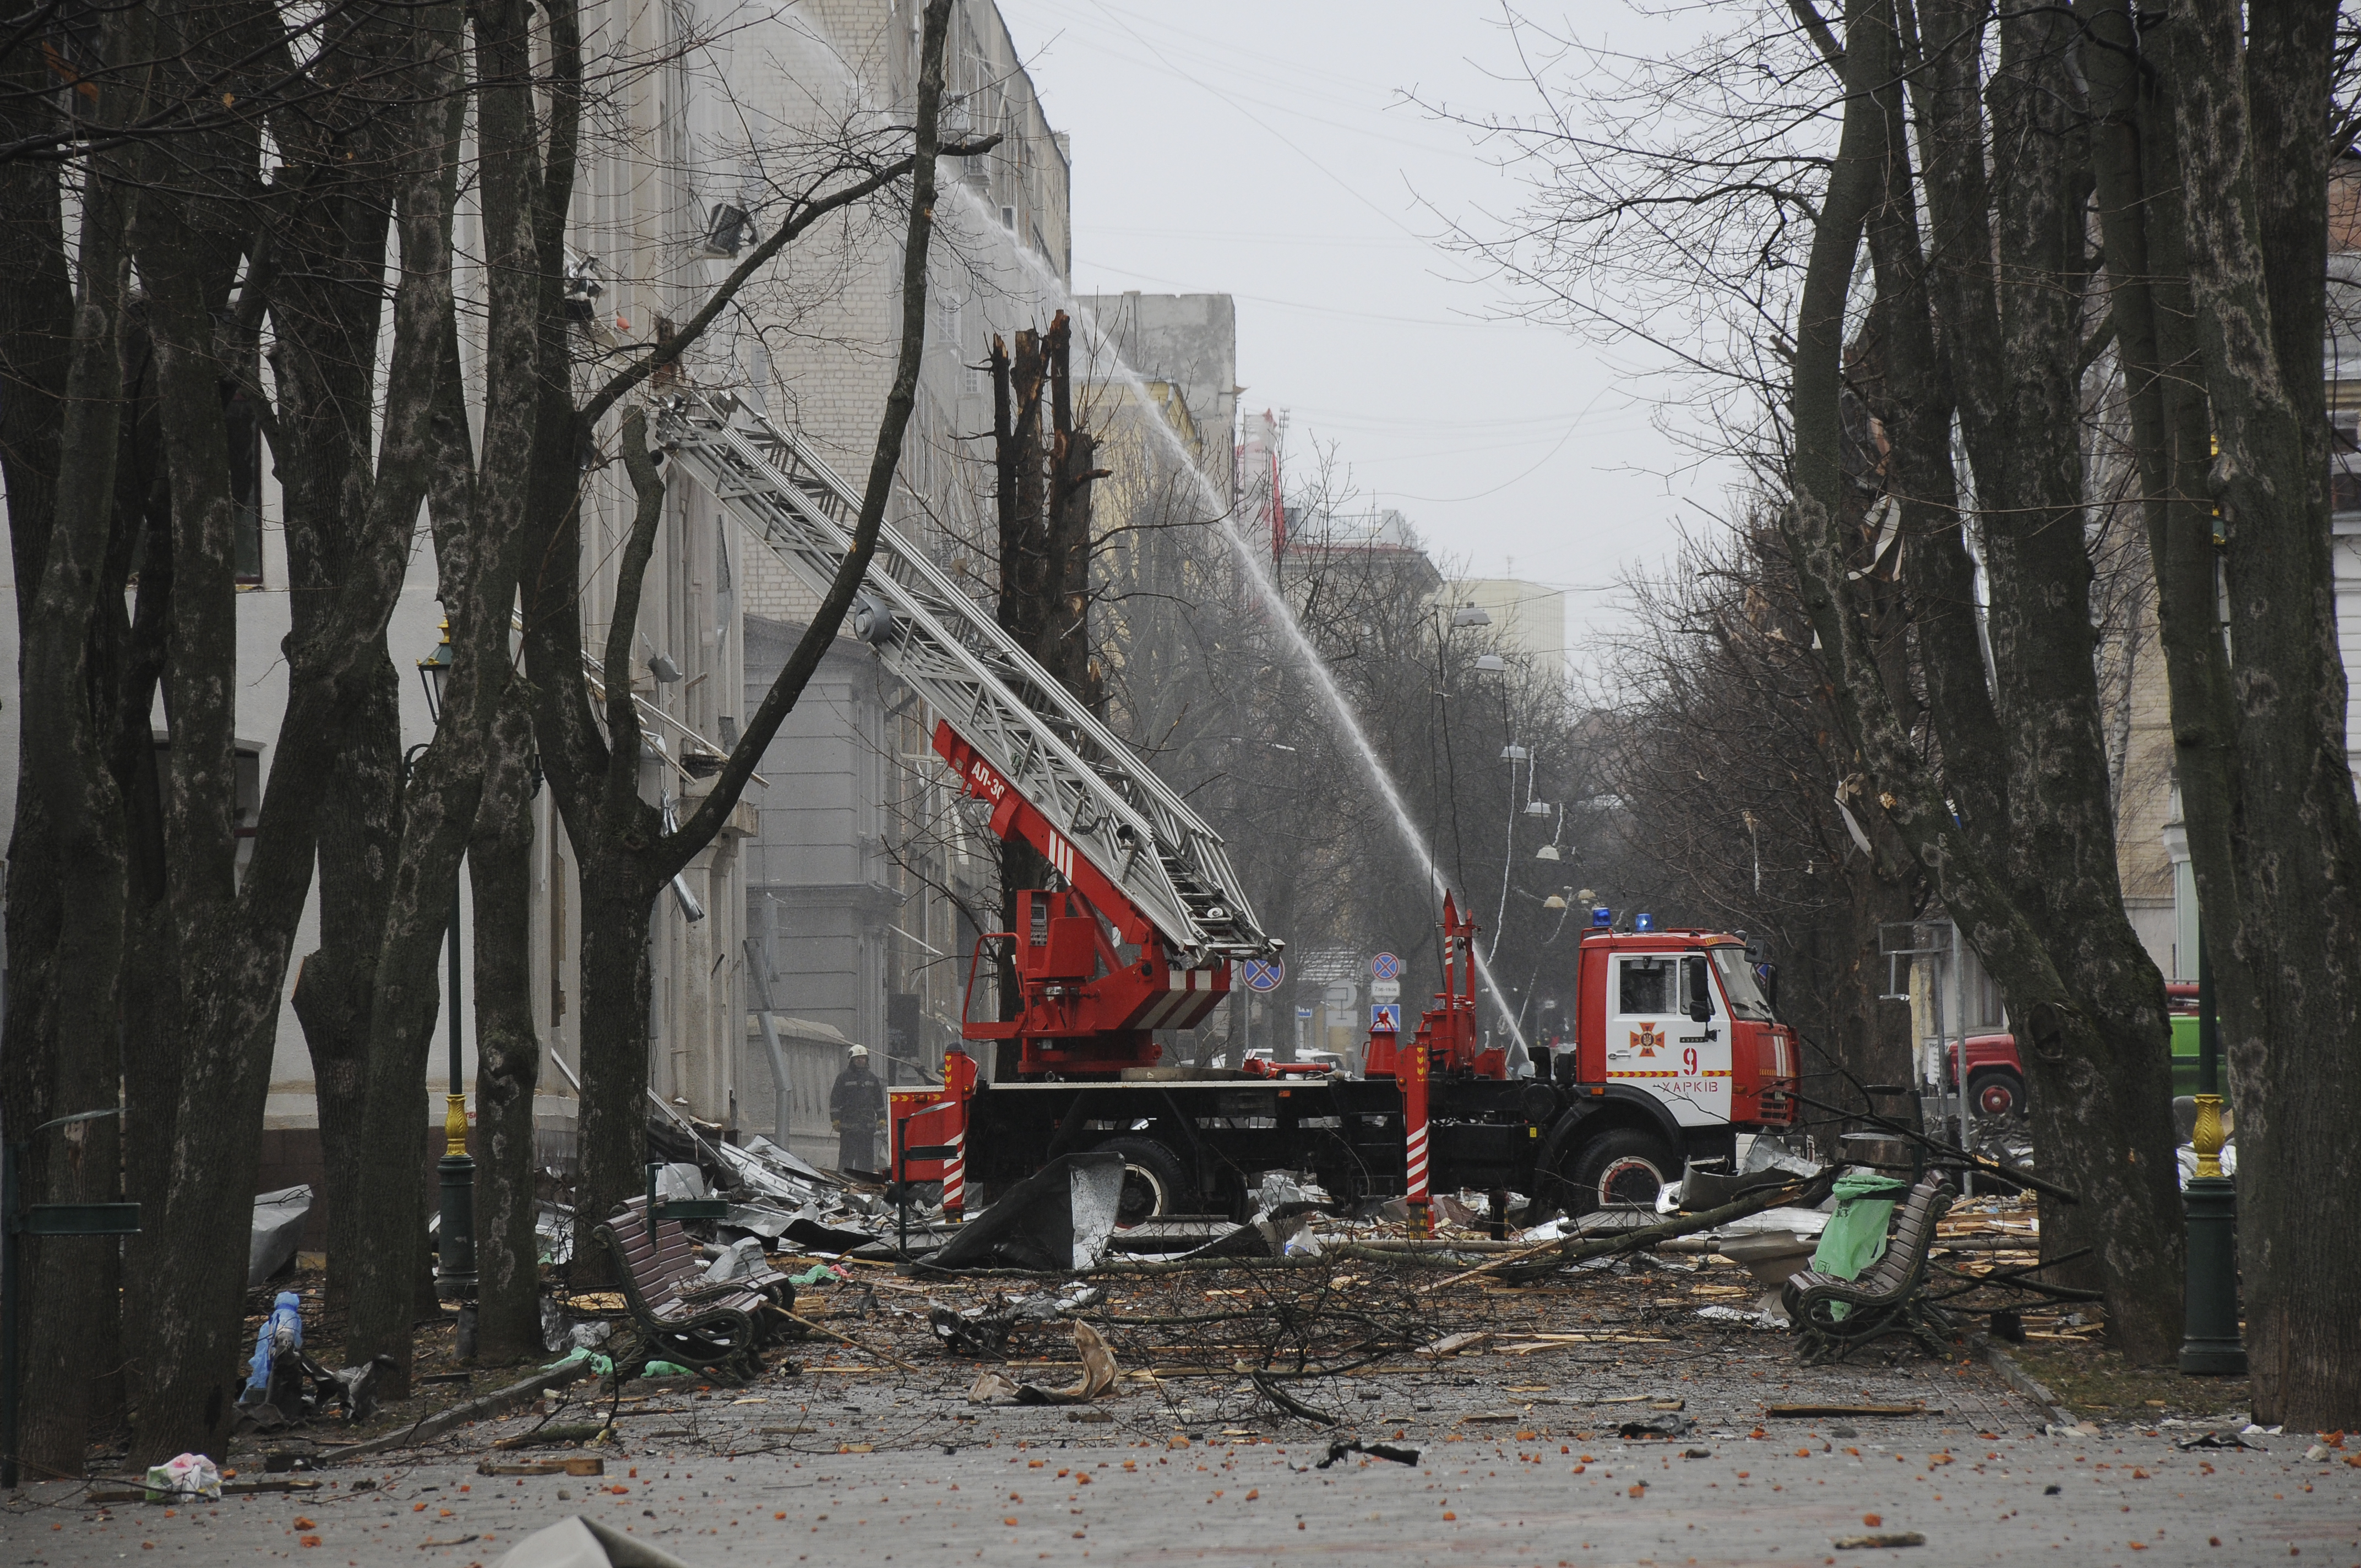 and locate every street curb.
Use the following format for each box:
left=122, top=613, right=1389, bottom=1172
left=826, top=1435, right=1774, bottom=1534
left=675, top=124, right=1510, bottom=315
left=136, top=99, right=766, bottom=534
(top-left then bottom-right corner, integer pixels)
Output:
left=1973, top=1335, right=2075, bottom=1427
left=332, top=1362, right=599, bottom=1462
